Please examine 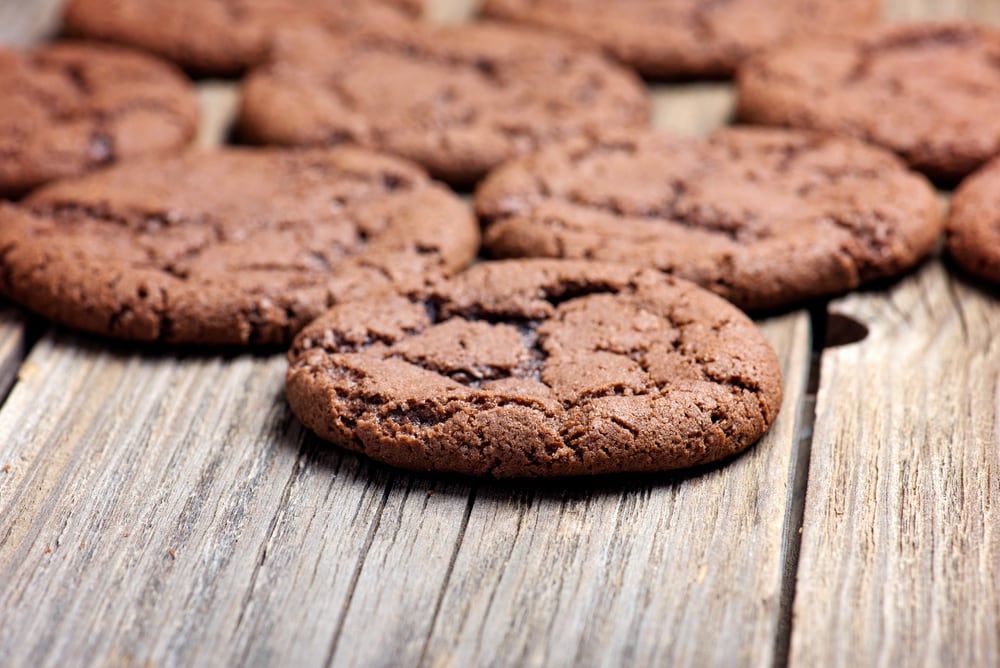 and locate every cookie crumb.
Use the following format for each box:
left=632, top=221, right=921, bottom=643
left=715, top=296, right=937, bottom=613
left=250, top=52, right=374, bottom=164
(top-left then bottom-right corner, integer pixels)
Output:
left=168, top=548, right=176, bottom=559
left=2, top=464, right=9, bottom=473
